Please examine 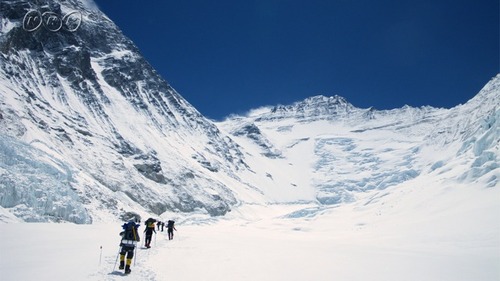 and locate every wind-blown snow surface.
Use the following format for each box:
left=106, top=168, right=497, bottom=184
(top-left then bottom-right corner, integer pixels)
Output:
left=1, top=176, right=498, bottom=281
